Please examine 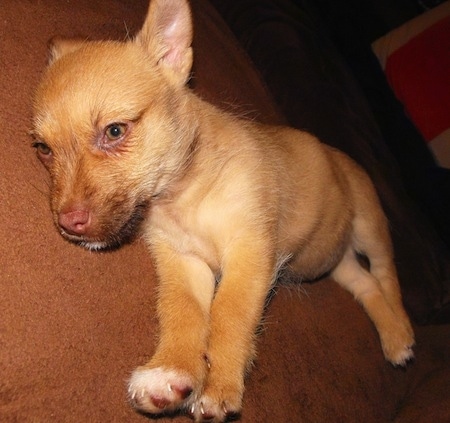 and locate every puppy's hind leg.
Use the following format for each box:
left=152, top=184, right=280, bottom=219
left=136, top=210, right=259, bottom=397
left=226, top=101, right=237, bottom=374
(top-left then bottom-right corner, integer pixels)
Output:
left=331, top=209, right=415, bottom=366
left=352, top=209, right=414, bottom=342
